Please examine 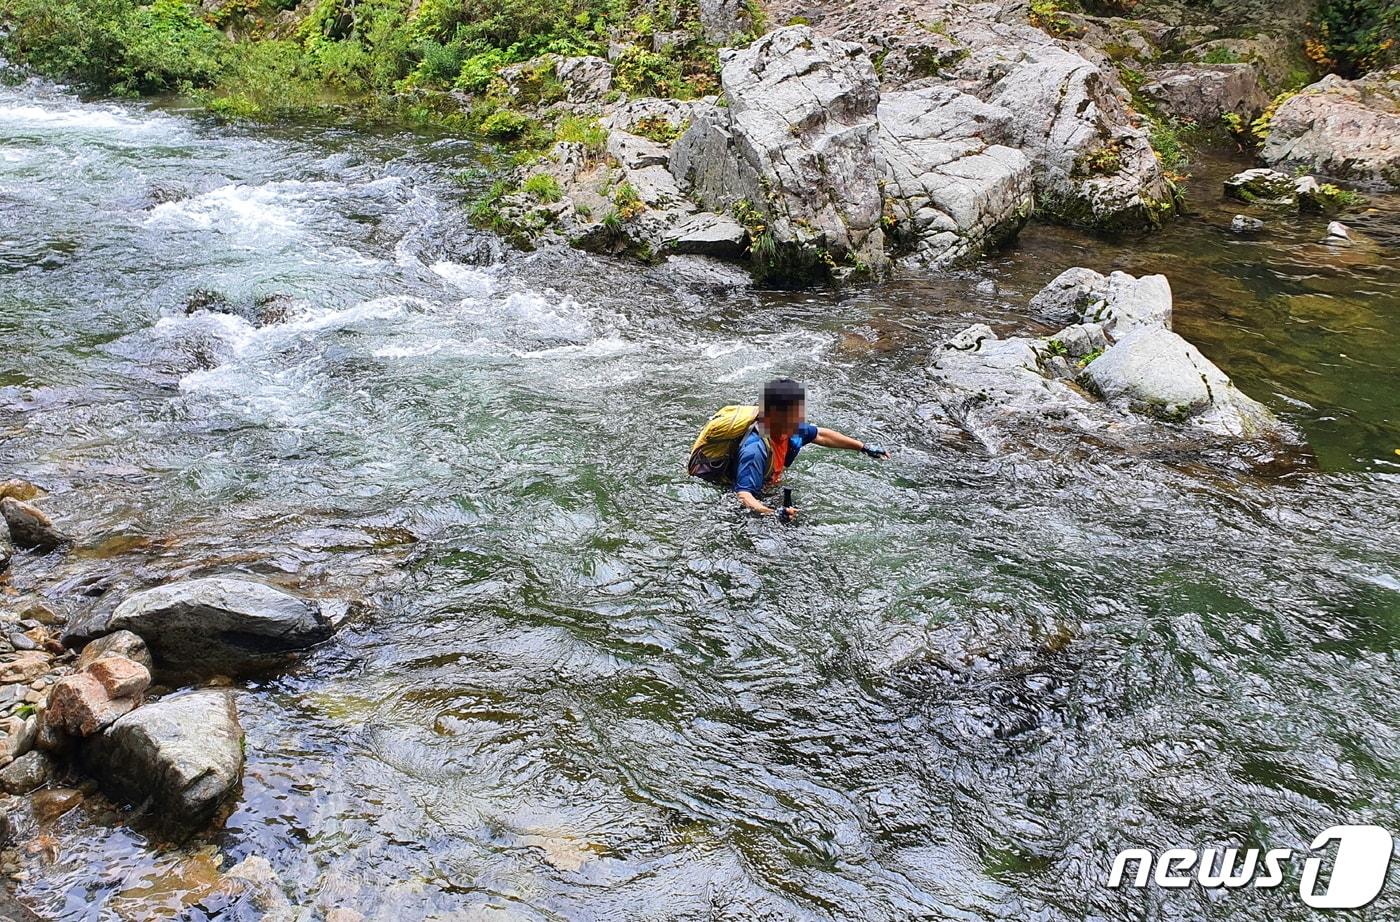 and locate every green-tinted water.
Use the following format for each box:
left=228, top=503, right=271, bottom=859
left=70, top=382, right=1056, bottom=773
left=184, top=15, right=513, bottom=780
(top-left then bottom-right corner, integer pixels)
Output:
left=2, top=81, right=1398, bottom=920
